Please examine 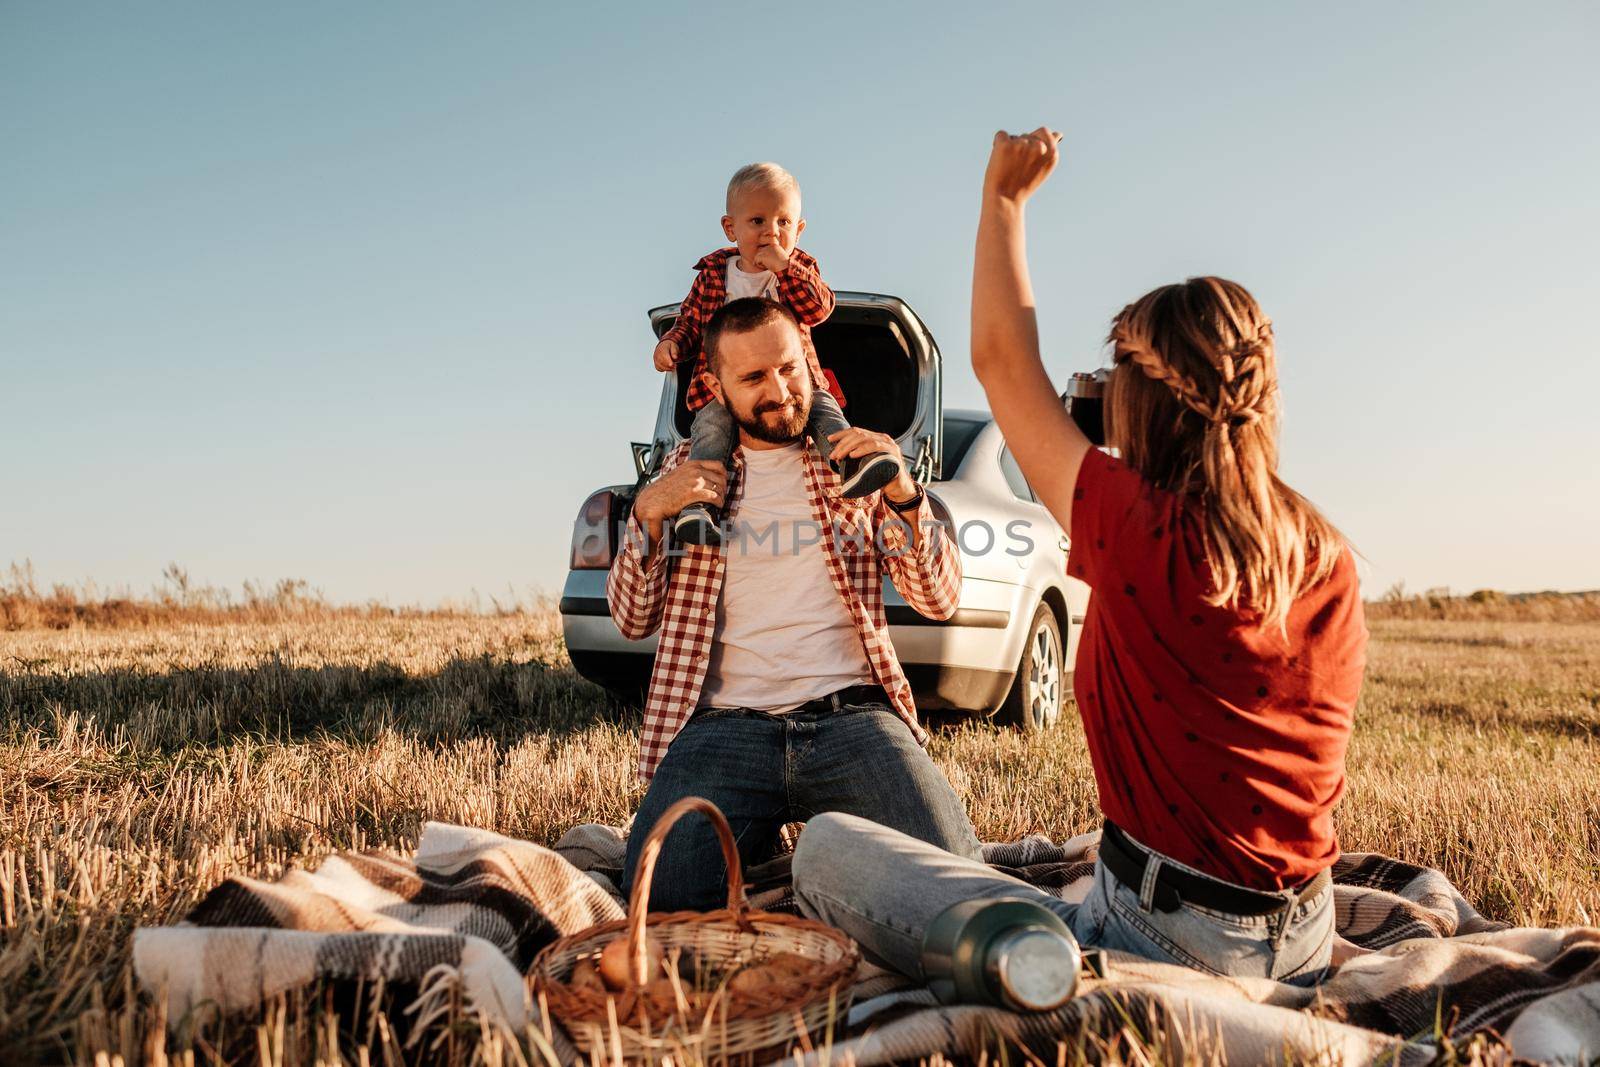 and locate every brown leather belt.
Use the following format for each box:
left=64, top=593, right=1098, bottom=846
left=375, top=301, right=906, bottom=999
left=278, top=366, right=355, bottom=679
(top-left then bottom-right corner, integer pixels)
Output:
left=1100, top=820, right=1331, bottom=916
